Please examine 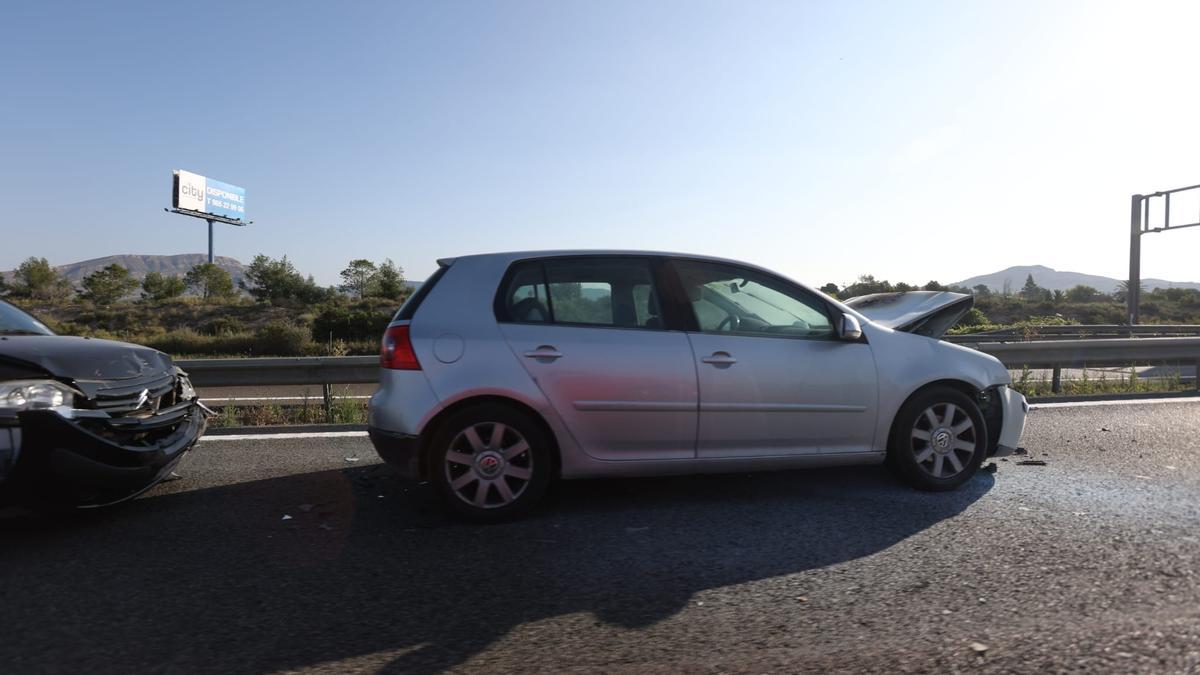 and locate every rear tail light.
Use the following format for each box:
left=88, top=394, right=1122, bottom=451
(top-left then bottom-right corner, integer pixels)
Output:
left=380, top=324, right=421, bottom=370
